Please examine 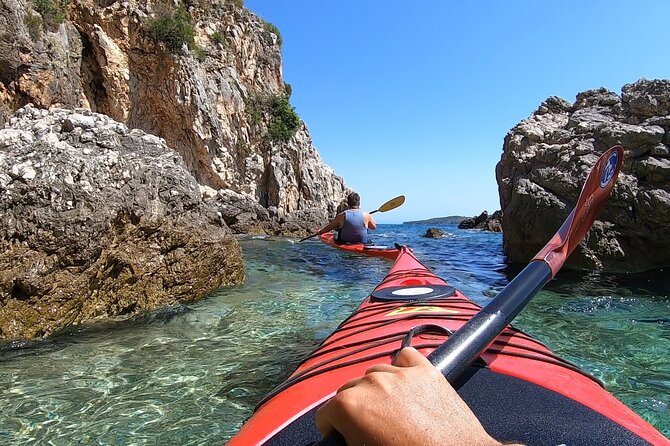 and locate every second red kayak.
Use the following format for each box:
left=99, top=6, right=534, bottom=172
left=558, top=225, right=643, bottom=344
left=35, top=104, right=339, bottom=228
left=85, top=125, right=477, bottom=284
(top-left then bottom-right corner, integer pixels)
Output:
left=319, top=232, right=400, bottom=260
